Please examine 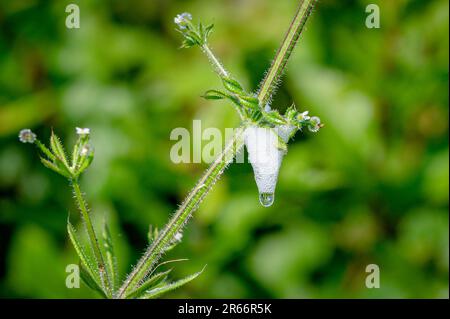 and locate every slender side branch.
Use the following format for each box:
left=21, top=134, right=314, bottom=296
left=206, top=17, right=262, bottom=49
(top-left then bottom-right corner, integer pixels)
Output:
left=257, top=0, right=317, bottom=107
left=72, top=180, right=112, bottom=296
left=201, top=44, right=229, bottom=77
left=201, top=44, right=247, bottom=120
left=117, top=128, right=245, bottom=298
